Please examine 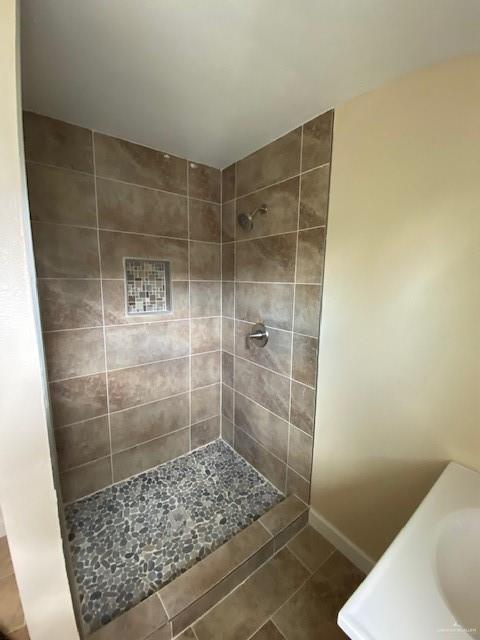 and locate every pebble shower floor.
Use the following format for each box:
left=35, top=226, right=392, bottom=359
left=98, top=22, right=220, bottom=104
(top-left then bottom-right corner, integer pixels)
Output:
left=66, top=440, right=283, bottom=632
